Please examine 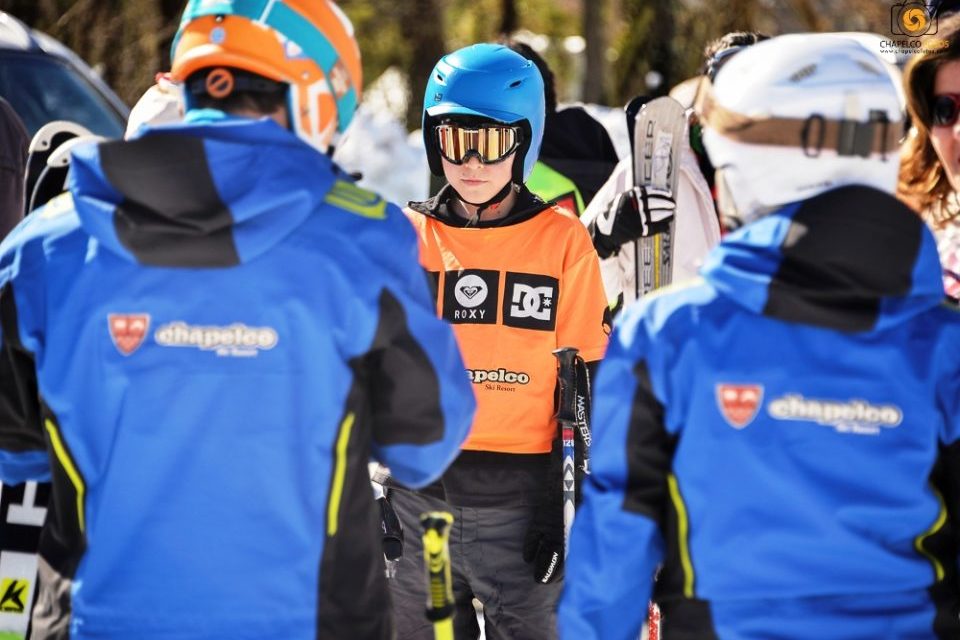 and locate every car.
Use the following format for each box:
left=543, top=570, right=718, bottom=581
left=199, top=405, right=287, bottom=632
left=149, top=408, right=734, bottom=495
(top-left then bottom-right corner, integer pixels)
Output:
left=0, top=11, right=128, bottom=138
